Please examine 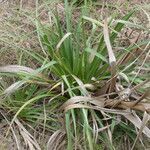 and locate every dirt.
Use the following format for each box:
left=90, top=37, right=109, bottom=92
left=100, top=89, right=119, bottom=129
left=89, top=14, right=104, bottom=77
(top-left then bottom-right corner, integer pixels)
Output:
left=0, top=0, right=149, bottom=66
left=0, top=0, right=149, bottom=149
